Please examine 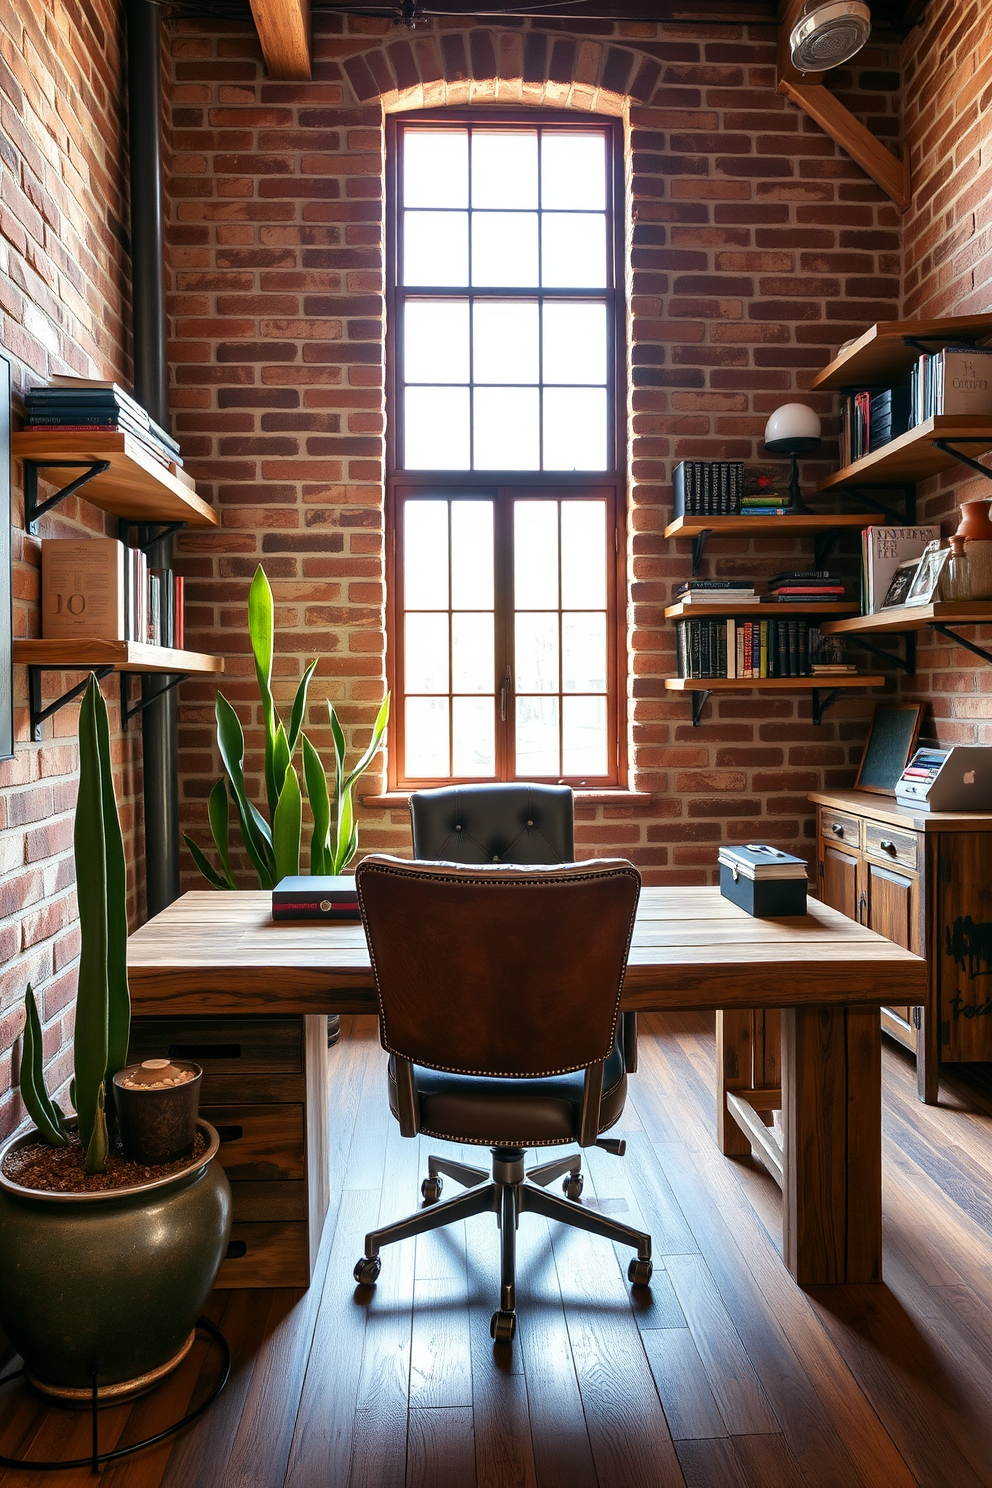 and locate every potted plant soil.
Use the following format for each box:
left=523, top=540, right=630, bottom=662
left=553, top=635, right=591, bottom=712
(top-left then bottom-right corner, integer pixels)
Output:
left=0, top=674, right=231, bottom=1403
